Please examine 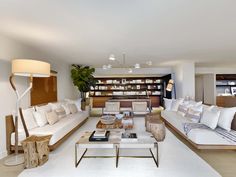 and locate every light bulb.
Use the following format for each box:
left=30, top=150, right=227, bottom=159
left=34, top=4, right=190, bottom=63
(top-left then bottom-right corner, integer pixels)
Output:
left=134, top=63, right=140, bottom=69
left=109, top=54, right=115, bottom=61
